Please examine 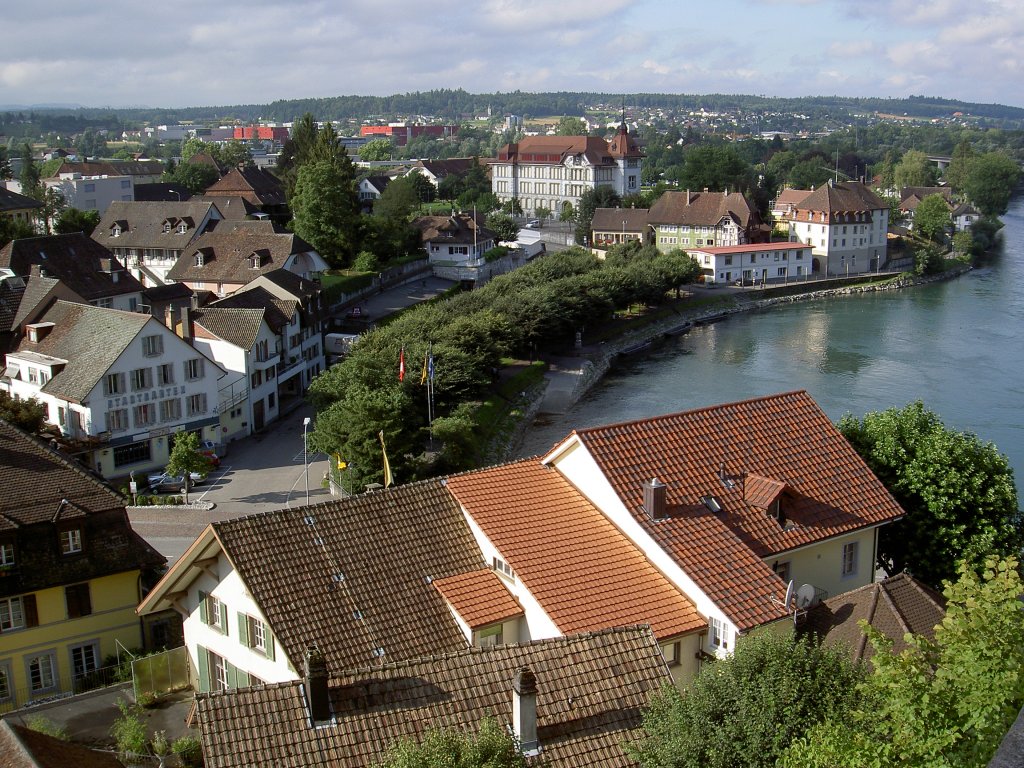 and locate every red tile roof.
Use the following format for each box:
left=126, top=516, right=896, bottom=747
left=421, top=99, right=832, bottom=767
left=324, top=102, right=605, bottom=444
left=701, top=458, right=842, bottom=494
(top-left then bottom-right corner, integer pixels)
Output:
left=432, top=568, right=524, bottom=630
left=447, top=459, right=706, bottom=640
left=549, top=391, right=904, bottom=630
